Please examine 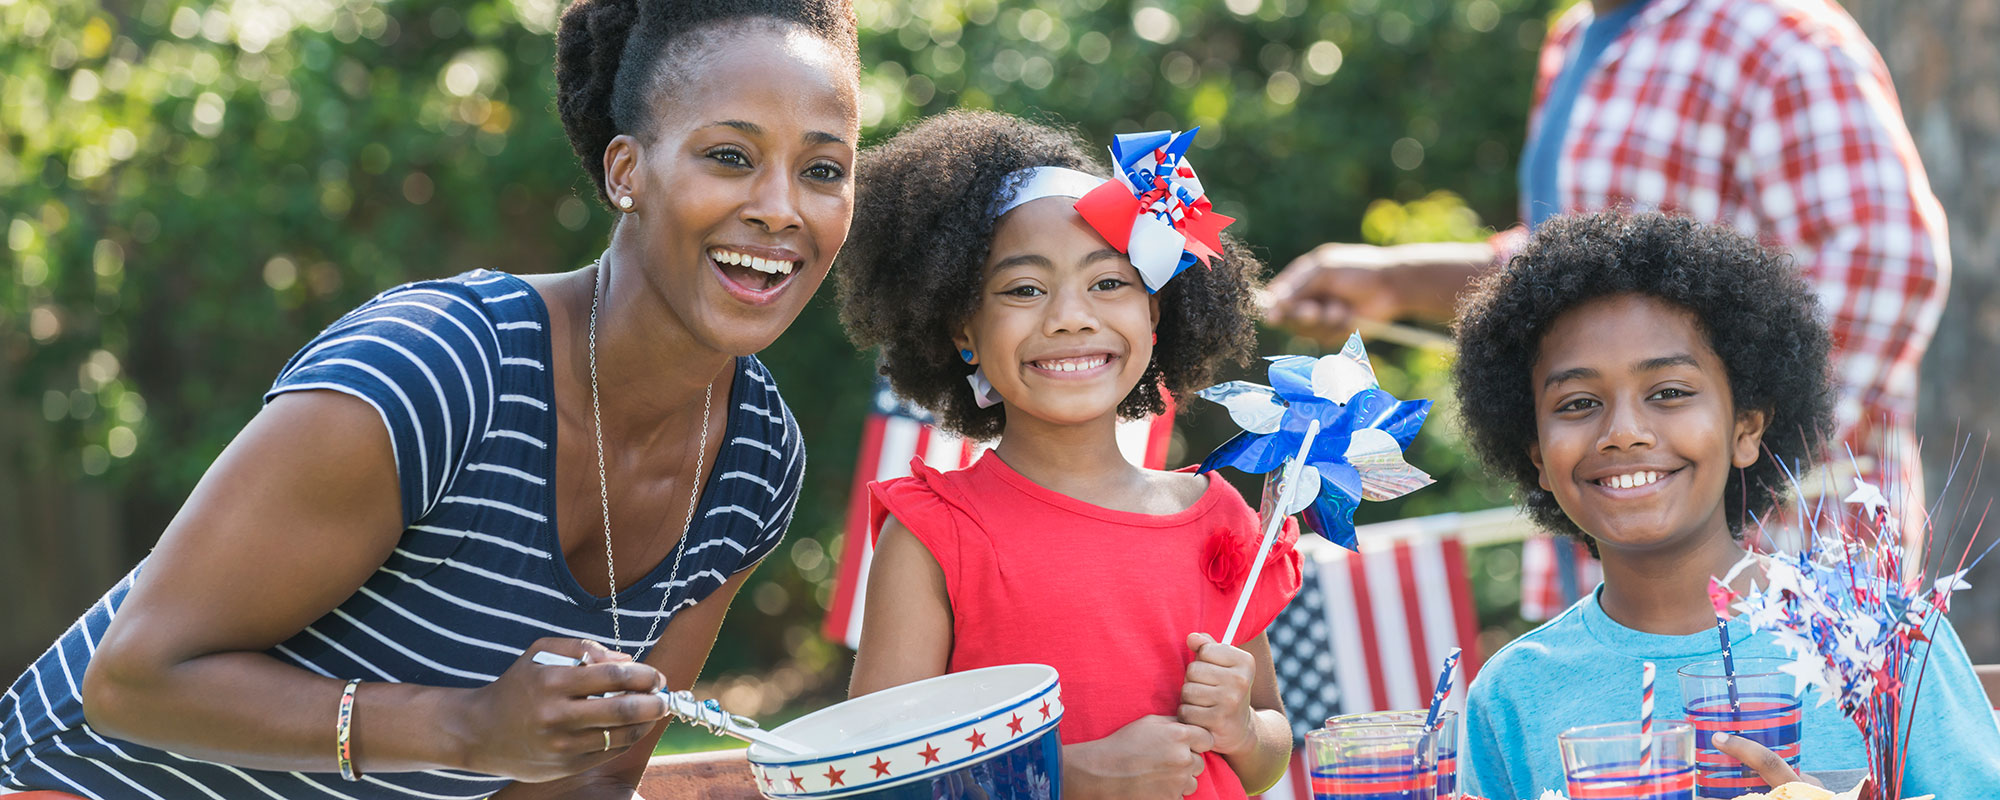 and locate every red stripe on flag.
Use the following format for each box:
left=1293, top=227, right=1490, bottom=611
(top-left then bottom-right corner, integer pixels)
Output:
left=1442, top=537, right=1484, bottom=680
left=1291, top=748, right=1313, bottom=800
left=911, top=424, right=933, bottom=469
left=1347, top=551, right=1391, bottom=711
left=1393, top=541, right=1434, bottom=703
left=823, top=414, right=887, bottom=644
